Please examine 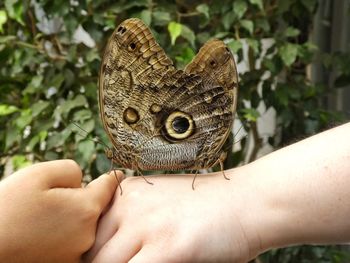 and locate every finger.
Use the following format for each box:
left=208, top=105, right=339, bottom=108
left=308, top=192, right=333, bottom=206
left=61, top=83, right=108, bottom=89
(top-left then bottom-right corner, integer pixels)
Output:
left=84, top=170, right=125, bottom=213
left=14, top=159, right=83, bottom=189
left=90, top=227, right=142, bottom=263
left=86, top=199, right=121, bottom=260
left=129, top=245, right=165, bottom=263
